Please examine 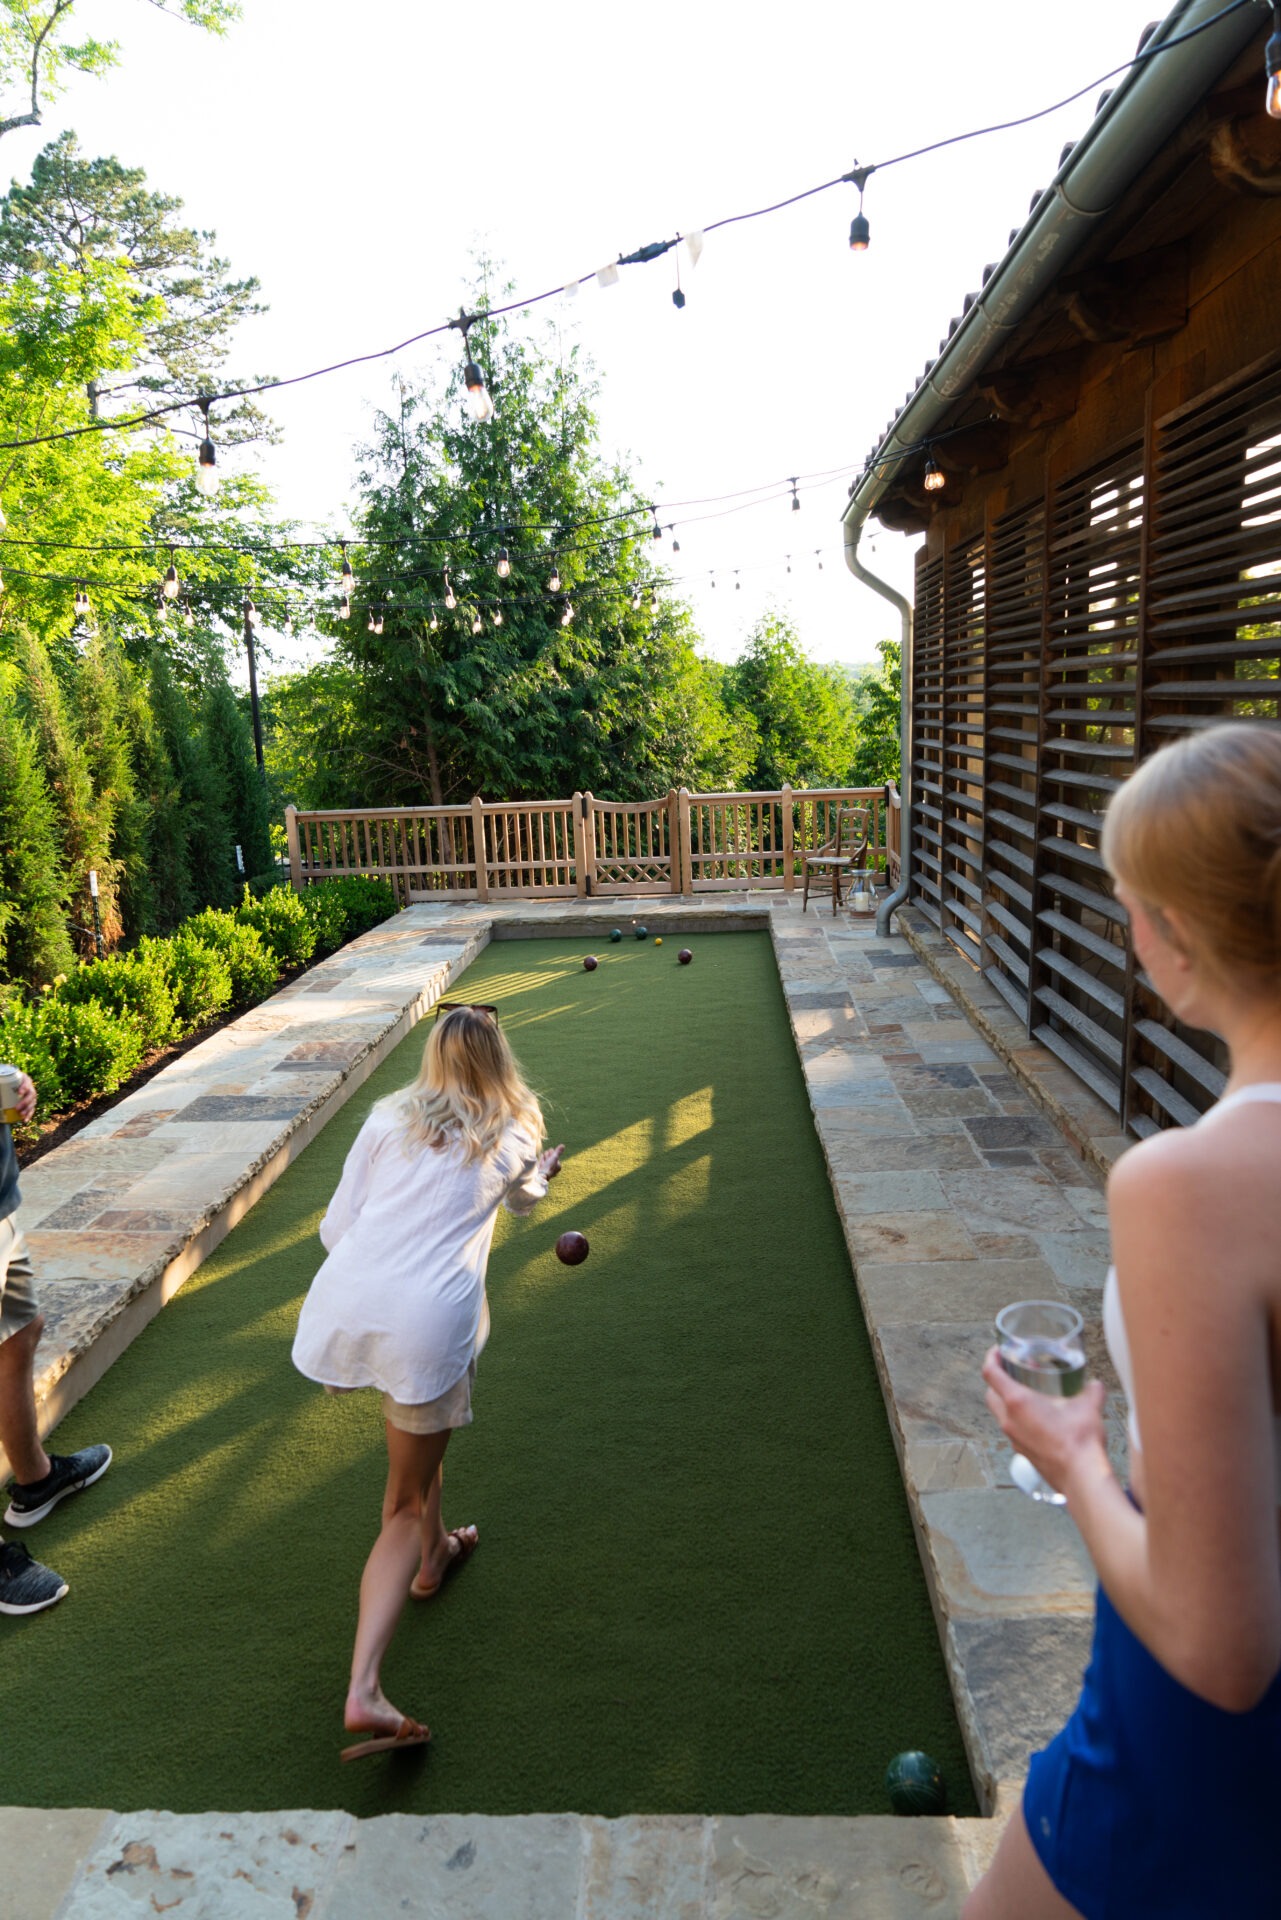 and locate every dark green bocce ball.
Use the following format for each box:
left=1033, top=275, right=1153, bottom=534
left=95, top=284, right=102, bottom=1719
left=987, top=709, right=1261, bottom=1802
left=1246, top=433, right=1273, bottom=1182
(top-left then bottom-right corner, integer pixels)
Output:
left=583, top=955, right=598, bottom=972
left=609, top=928, right=622, bottom=943
left=885, top=1751, right=946, bottom=1816
left=635, top=925, right=649, bottom=941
